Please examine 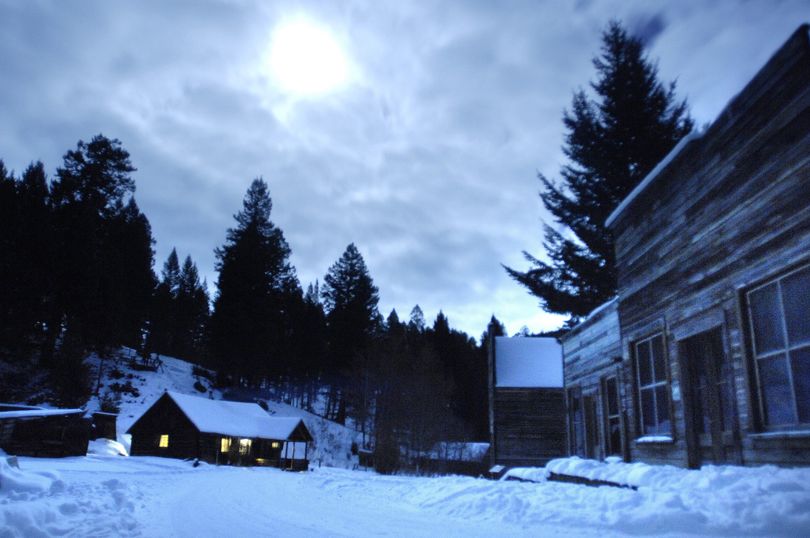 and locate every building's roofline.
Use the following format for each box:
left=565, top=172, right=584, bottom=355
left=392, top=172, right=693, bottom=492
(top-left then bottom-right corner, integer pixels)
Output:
left=605, top=130, right=702, bottom=228
left=605, top=23, right=809, bottom=229
left=560, top=296, right=619, bottom=342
